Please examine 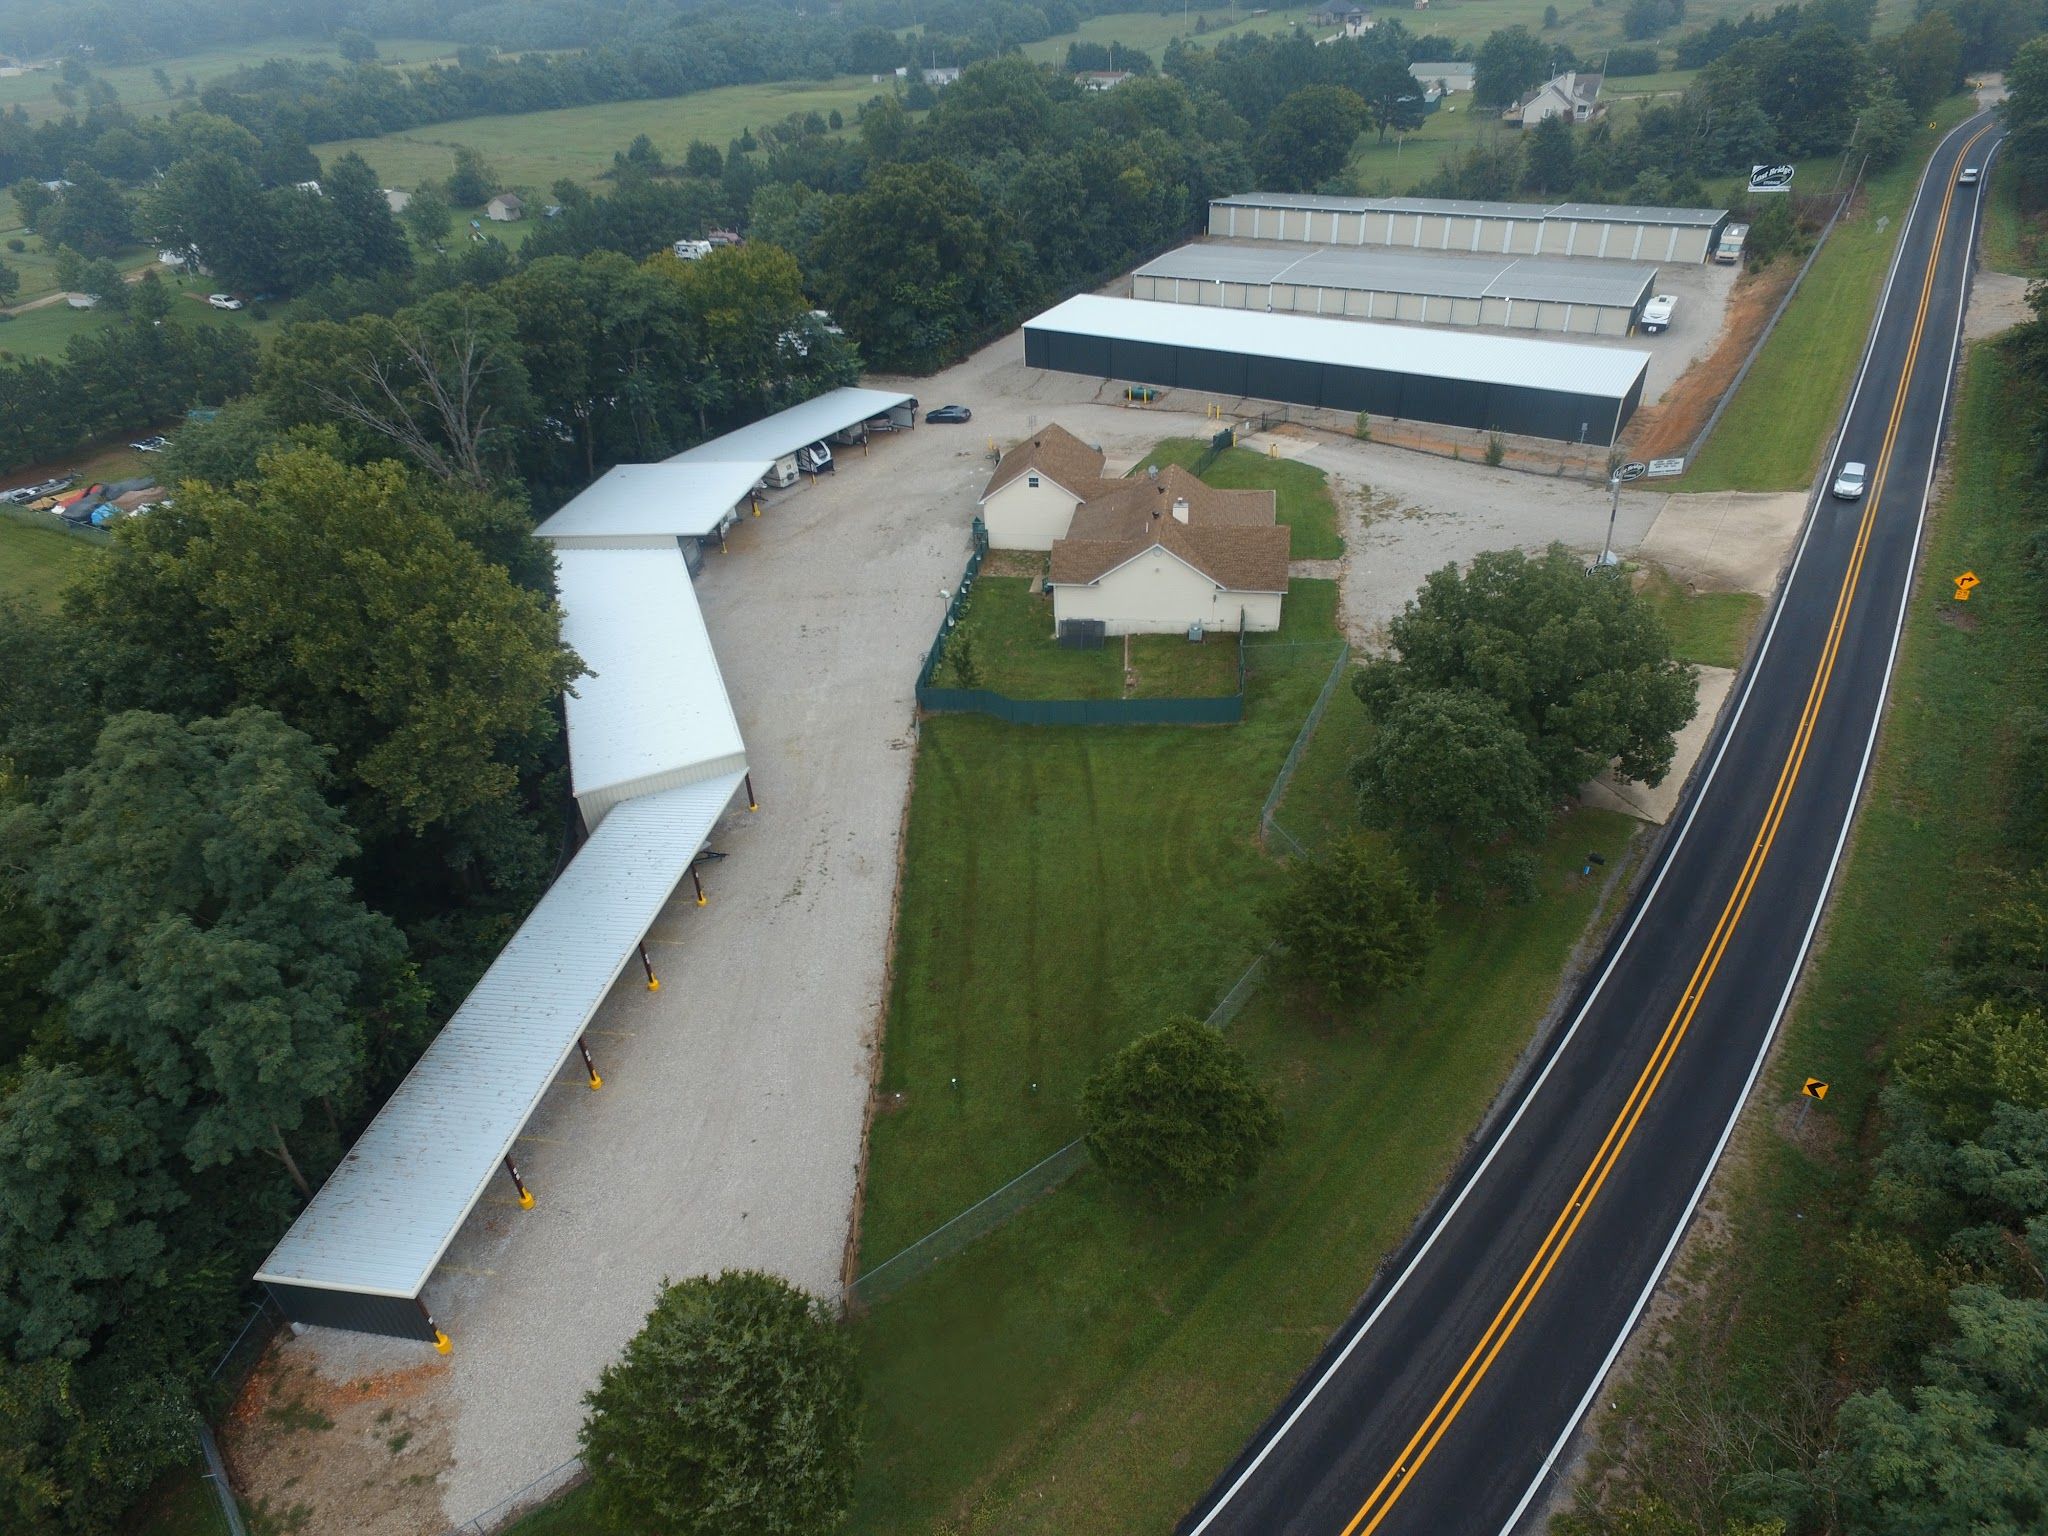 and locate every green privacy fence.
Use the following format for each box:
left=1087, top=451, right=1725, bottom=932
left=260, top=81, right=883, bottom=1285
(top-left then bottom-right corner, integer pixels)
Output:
left=916, top=518, right=1246, bottom=725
